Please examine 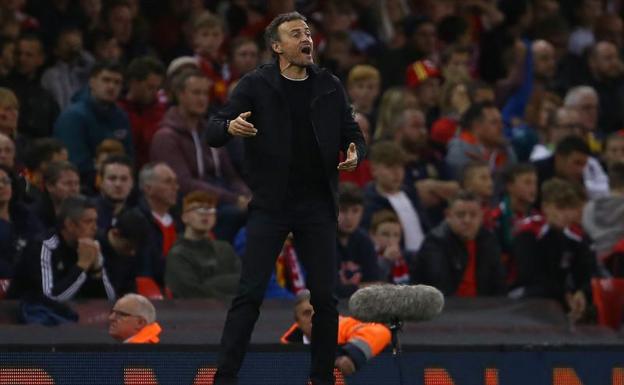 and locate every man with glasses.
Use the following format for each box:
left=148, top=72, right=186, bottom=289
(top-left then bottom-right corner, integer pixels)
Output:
left=109, top=293, right=161, bottom=344
left=165, top=191, right=240, bottom=298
